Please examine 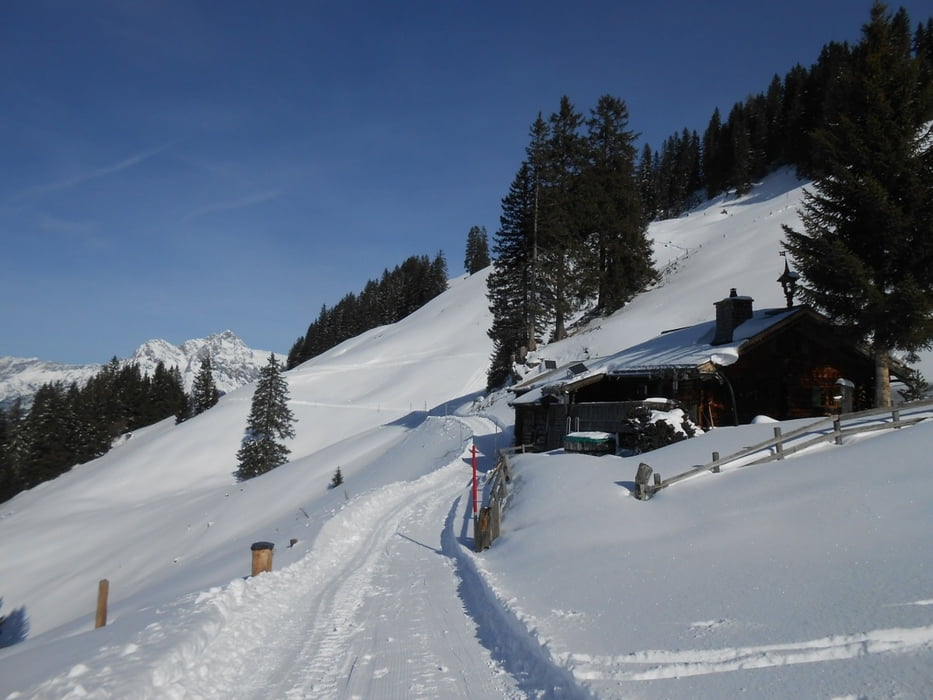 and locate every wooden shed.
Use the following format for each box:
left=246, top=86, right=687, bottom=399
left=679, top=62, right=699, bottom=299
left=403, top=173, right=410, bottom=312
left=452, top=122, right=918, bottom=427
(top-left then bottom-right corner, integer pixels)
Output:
left=511, top=290, right=889, bottom=451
